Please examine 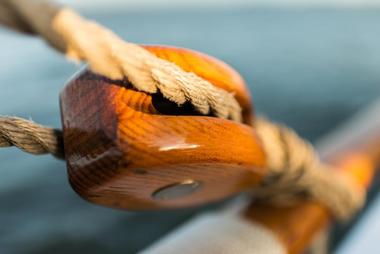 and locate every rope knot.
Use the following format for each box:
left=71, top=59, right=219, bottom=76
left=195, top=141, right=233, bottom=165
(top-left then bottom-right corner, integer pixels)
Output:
left=254, top=118, right=365, bottom=220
